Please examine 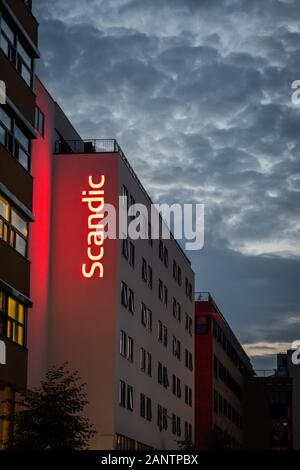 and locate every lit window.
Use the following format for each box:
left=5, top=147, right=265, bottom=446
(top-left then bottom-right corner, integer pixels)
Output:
left=0, top=292, right=26, bottom=346
left=0, top=196, right=28, bottom=256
